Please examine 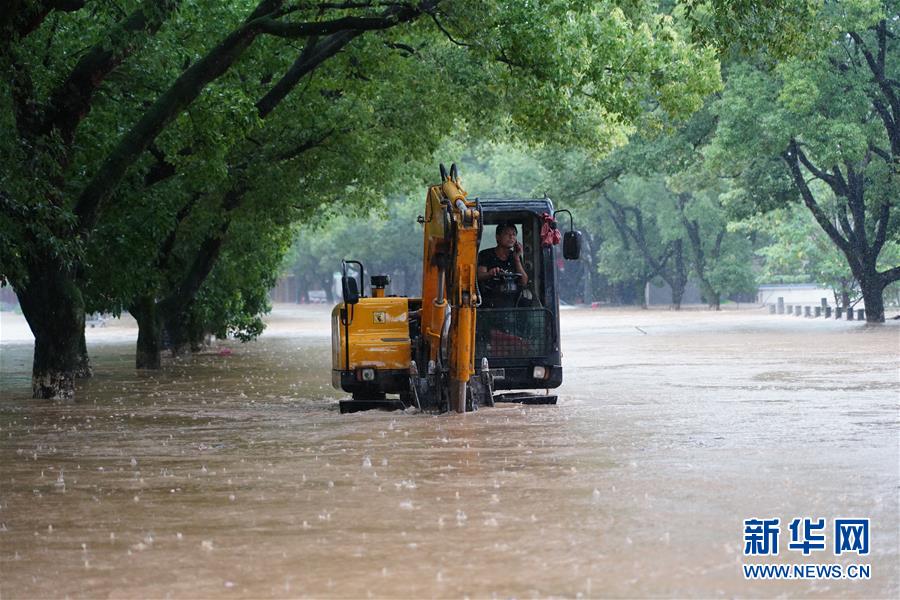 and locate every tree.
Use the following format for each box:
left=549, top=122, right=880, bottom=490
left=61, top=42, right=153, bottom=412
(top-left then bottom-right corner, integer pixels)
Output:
left=1, top=1, right=445, bottom=396
left=741, top=202, right=900, bottom=309
left=599, top=176, right=689, bottom=308
left=709, top=1, right=900, bottom=322
left=1, top=0, right=727, bottom=398
left=548, top=100, right=757, bottom=309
